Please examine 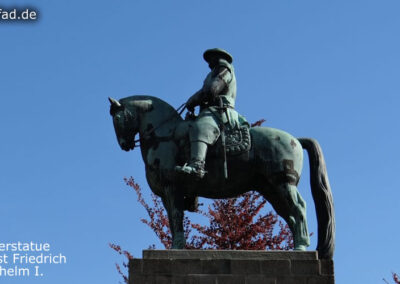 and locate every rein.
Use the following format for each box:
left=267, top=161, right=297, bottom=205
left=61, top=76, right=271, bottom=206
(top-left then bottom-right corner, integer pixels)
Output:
left=133, top=103, right=186, bottom=146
